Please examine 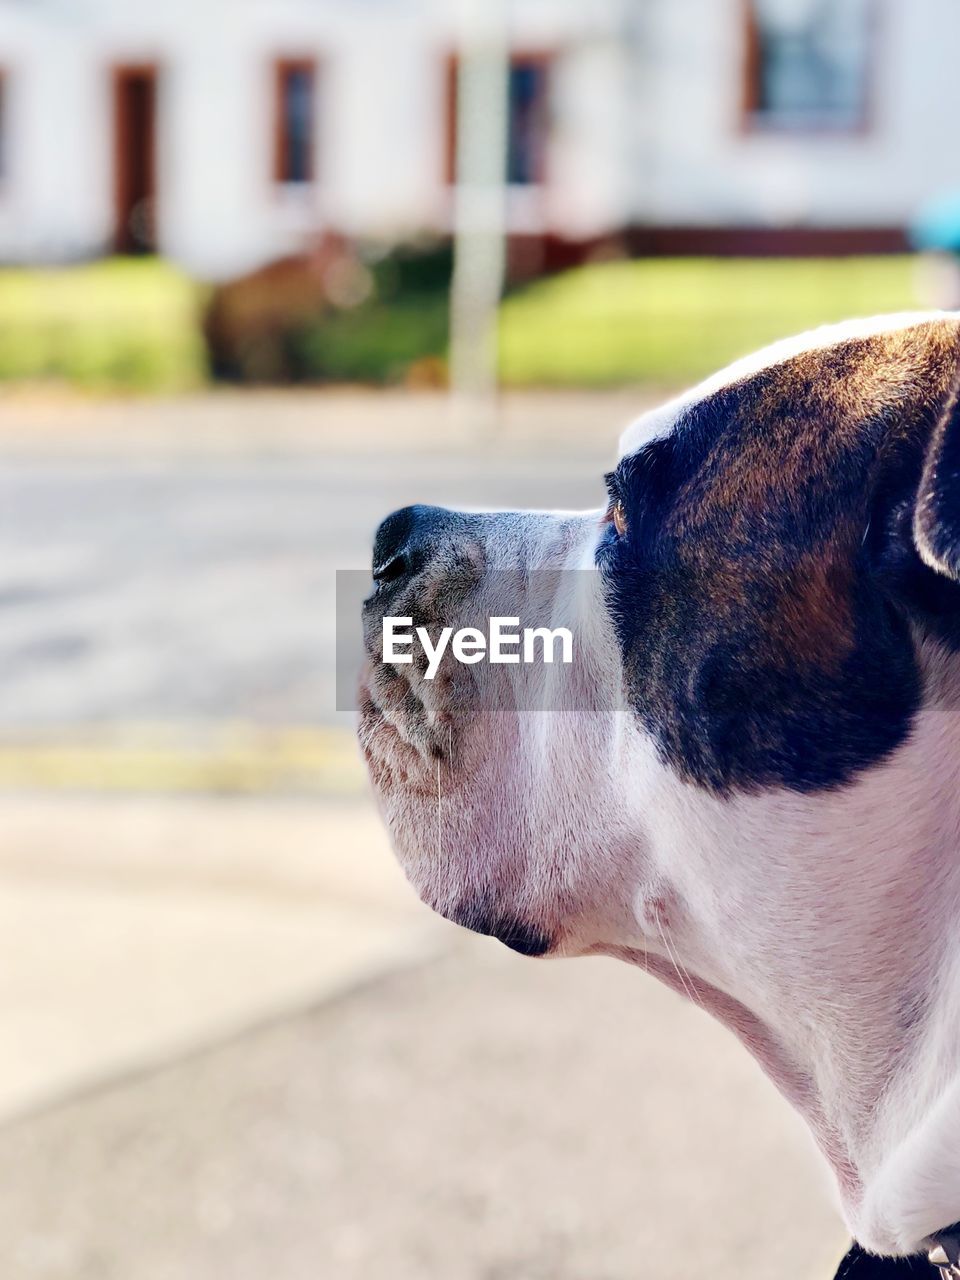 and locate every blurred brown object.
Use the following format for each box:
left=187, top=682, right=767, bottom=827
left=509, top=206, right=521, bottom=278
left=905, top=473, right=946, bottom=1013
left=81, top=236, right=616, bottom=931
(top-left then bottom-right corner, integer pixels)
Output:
left=203, top=235, right=364, bottom=382
left=404, top=355, right=448, bottom=390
